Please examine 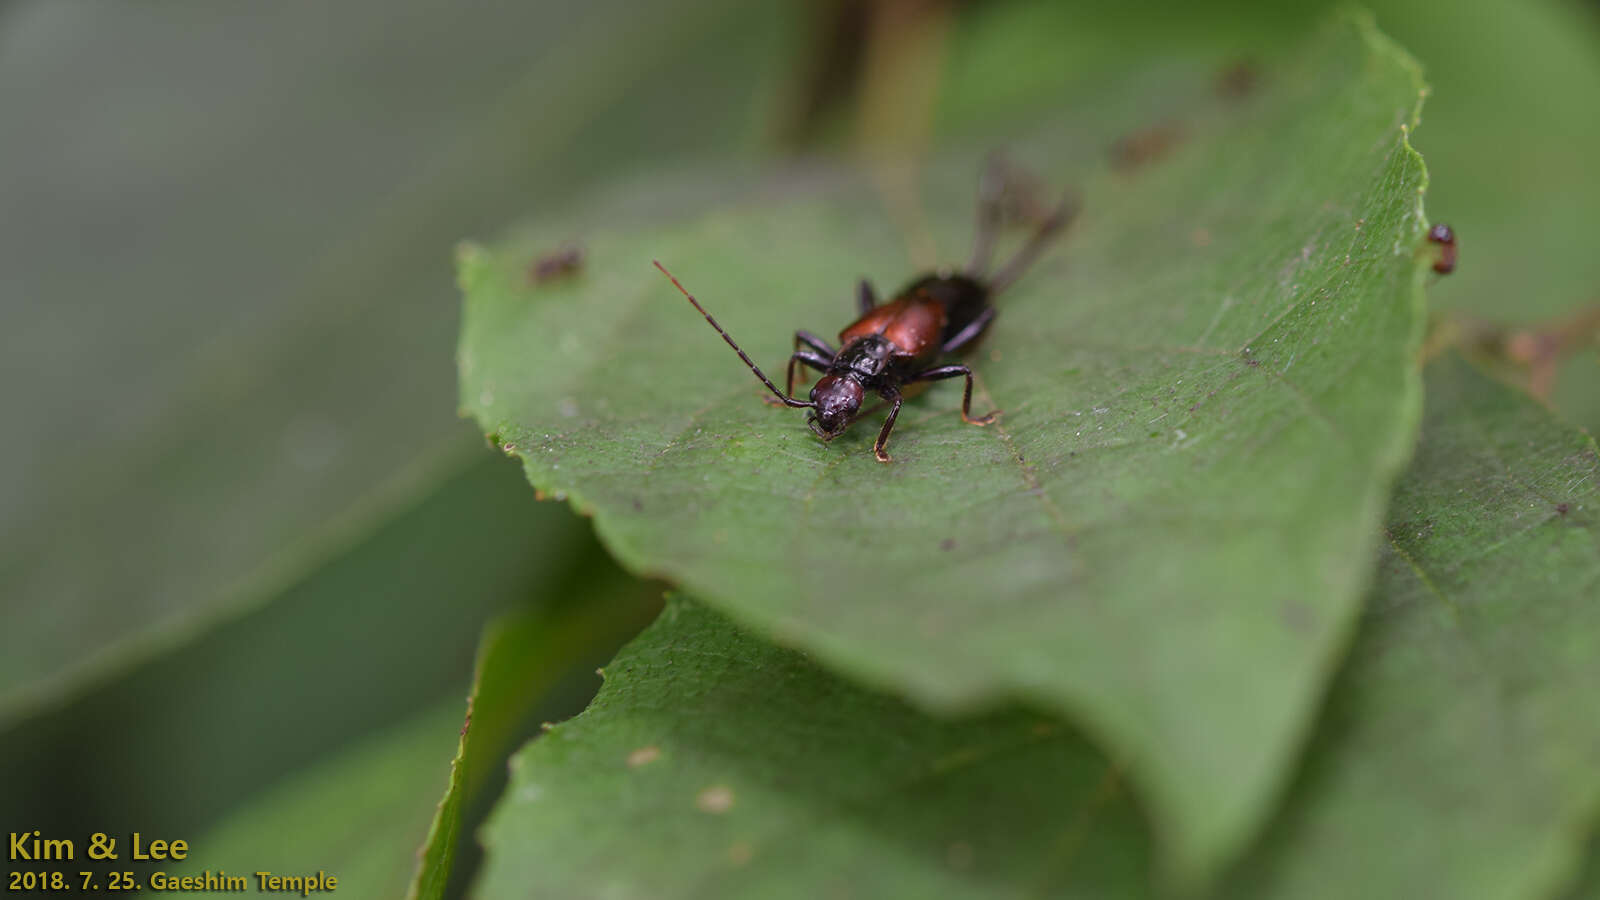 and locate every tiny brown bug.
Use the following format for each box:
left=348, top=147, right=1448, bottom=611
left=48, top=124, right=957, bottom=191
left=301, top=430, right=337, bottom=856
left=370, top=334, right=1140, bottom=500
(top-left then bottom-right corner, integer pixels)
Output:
left=1427, top=223, right=1457, bottom=274
left=529, top=242, right=585, bottom=283
left=656, top=158, right=1076, bottom=463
